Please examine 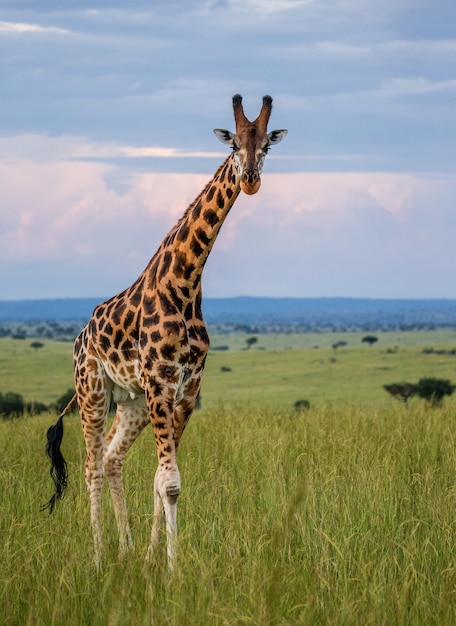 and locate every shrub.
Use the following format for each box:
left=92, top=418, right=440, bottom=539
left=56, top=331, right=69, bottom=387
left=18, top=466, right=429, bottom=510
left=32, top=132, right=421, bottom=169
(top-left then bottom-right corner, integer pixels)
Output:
left=383, top=382, right=417, bottom=404
left=0, top=392, right=24, bottom=417
left=415, top=377, right=456, bottom=407
left=294, top=399, right=311, bottom=412
left=25, top=401, right=49, bottom=415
